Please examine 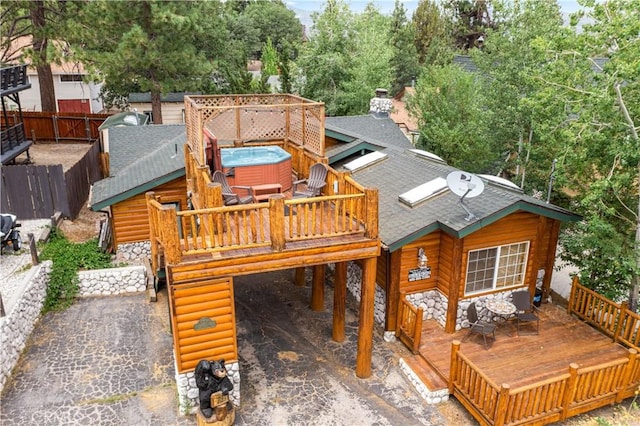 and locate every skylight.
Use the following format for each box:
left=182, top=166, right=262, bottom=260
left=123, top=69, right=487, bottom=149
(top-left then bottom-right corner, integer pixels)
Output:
left=344, top=151, right=387, bottom=172
left=399, top=177, right=448, bottom=207
left=409, top=149, right=447, bottom=164
left=479, top=174, right=522, bottom=191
